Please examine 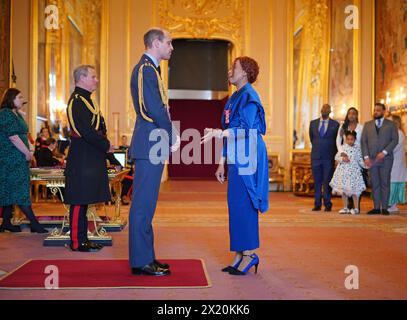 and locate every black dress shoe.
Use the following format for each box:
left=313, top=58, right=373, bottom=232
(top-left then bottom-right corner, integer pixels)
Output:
left=0, top=224, right=21, bottom=233
left=84, top=241, right=103, bottom=250
left=70, top=241, right=103, bottom=252
left=367, top=209, right=381, bottom=215
left=312, top=206, right=321, bottom=211
left=132, top=263, right=171, bottom=276
left=154, top=259, right=170, bottom=269
left=324, top=206, right=332, bottom=212
left=382, top=209, right=390, bottom=216
left=30, top=226, right=48, bottom=233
